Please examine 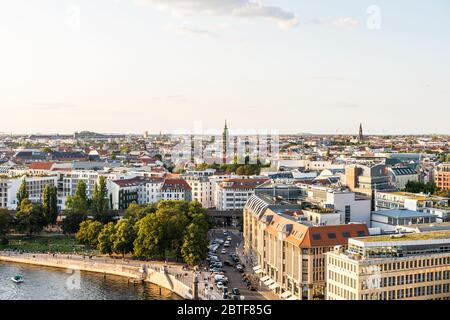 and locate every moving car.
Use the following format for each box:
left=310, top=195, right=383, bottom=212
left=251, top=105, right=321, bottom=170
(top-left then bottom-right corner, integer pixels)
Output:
left=232, top=288, right=240, bottom=296
left=224, top=241, right=230, bottom=247
left=227, top=236, right=232, bottom=241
